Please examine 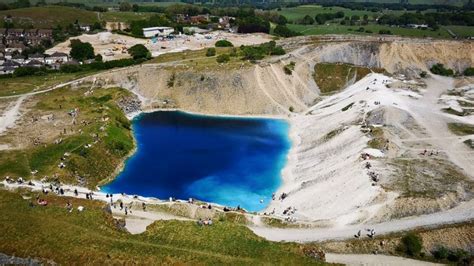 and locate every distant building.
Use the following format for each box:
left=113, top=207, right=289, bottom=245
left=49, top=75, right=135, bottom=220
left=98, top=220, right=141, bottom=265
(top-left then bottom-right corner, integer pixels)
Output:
left=5, top=43, right=26, bottom=53
left=11, top=54, right=25, bottom=64
left=45, top=52, right=69, bottom=65
left=29, top=53, right=45, bottom=64
left=190, top=15, right=209, bottom=25
left=37, top=29, right=53, bottom=39
left=105, top=22, right=130, bottom=32
left=24, top=29, right=38, bottom=38
left=142, top=27, right=174, bottom=38
left=25, top=59, right=43, bottom=68
left=8, top=28, right=24, bottom=37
